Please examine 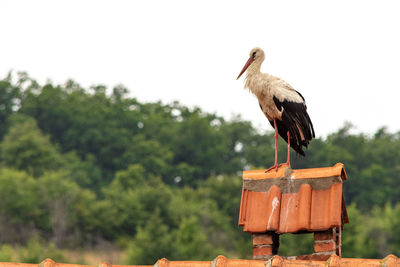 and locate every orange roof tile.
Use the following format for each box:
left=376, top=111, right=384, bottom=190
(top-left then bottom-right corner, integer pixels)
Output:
left=1, top=255, right=399, bottom=267
left=239, top=163, right=349, bottom=233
